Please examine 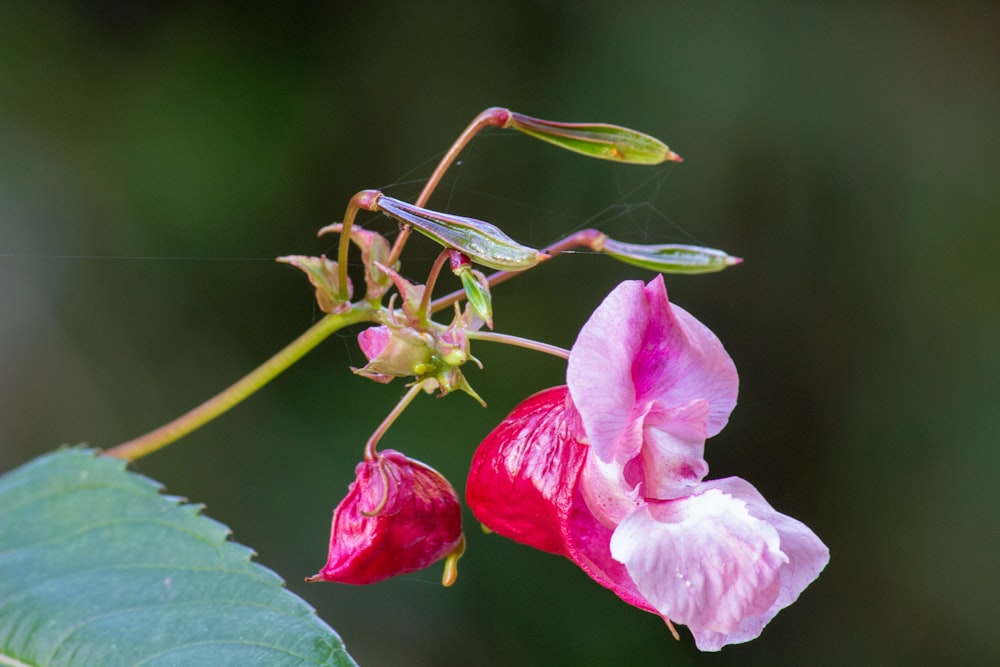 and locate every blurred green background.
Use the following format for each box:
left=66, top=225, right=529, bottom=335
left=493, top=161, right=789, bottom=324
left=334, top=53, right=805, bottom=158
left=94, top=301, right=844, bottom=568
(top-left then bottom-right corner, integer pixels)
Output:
left=2, top=2, right=998, bottom=665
